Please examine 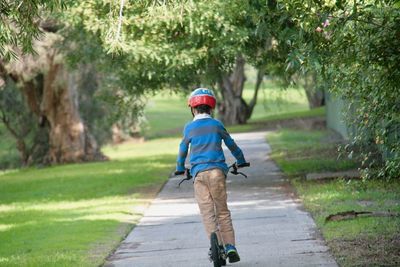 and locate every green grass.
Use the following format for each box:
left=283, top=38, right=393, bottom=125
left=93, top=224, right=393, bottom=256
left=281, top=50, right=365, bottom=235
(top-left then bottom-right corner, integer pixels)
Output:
left=267, top=128, right=400, bottom=266
left=267, top=128, right=358, bottom=176
left=250, top=106, right=325, bottom=123
left=102, top=137, right=181, bottom=160
left=0, top=138, right=179, bottom=267
left=227, top=107, right=325, bottom=134
left=243, top=79, right=309, bottom=121
left=294, top=178, right=400, bottom=266
left=294, top=179, right=400, bottom=240
left=142, top=92, right=192, bottom=139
